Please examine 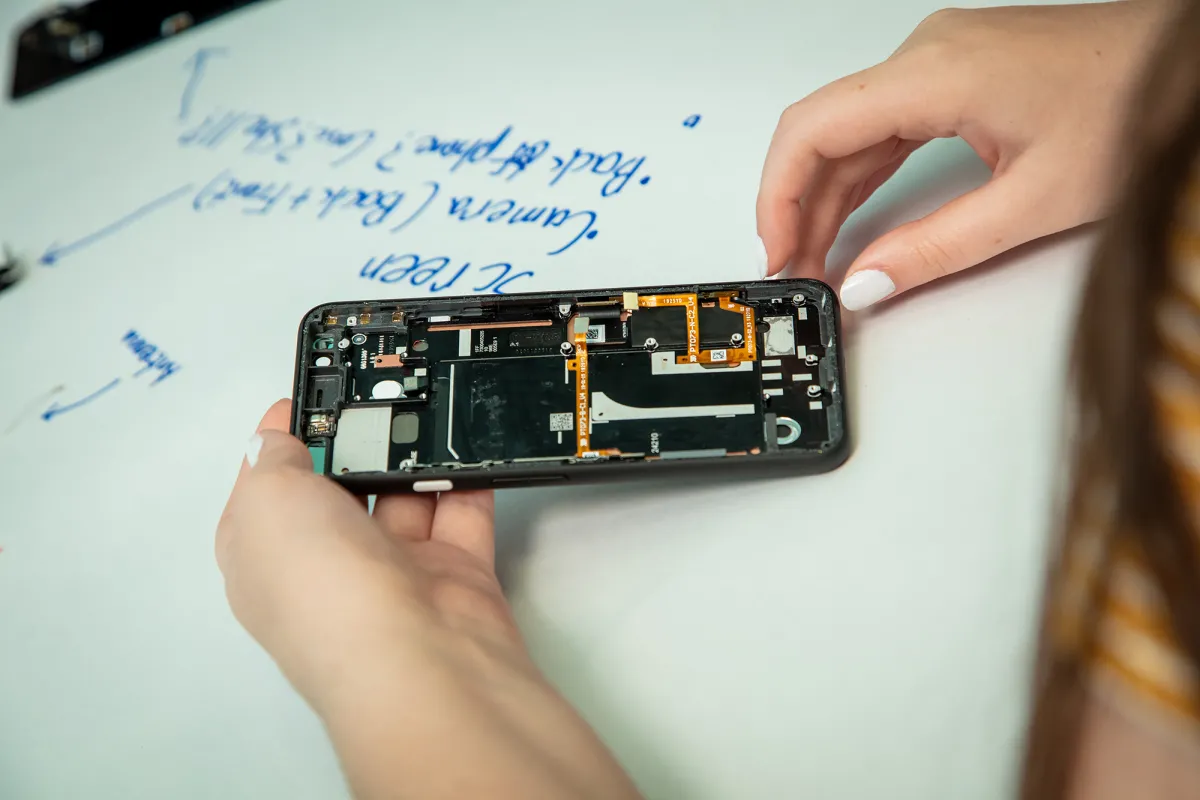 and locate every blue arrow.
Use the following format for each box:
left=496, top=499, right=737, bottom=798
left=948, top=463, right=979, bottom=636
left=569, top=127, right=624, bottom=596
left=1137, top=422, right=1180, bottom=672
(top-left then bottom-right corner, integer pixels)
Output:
left=40, top=183, right=195, bottom=266
left=42, top=378, right=121, bottom=421
left=180, top=47, right=228, bottom=121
